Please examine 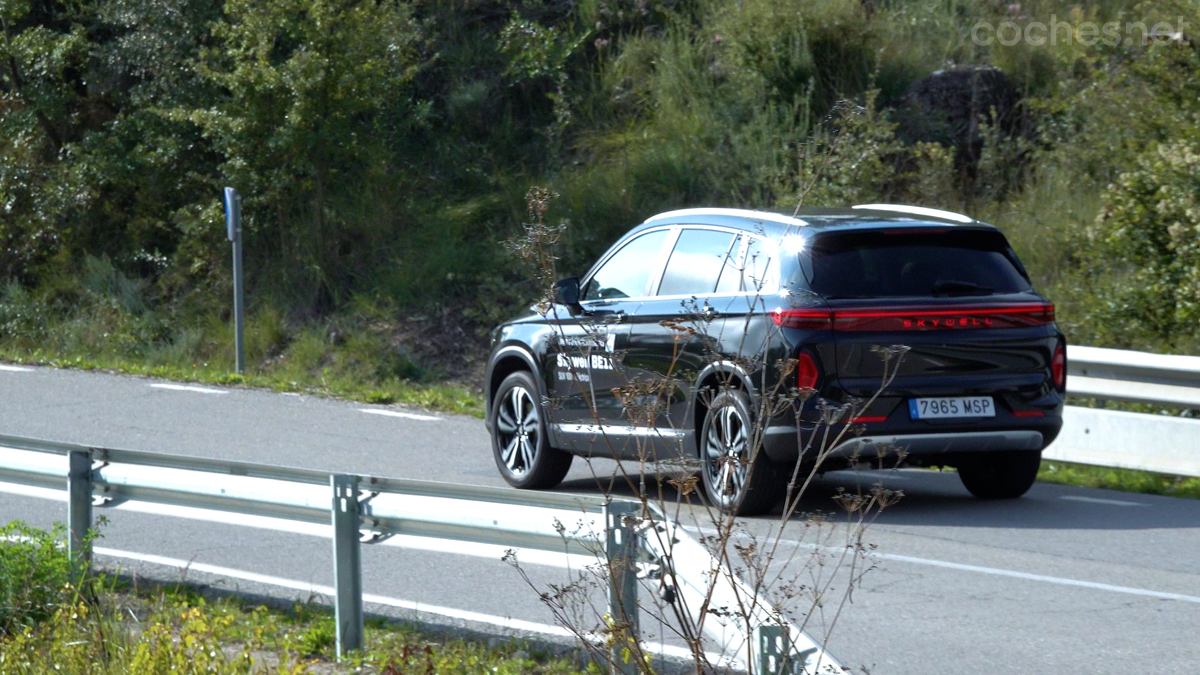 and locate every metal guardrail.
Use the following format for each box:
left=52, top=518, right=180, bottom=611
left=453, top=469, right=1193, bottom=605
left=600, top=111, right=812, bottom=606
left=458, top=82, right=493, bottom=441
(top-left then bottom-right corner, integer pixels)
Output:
left=0, top=433, right=838, bottom=675
left=1047, top=346, right=1200, bottom=477
left=1067, top=345, right=1200, bottom=408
